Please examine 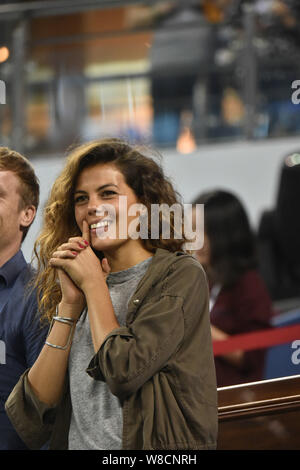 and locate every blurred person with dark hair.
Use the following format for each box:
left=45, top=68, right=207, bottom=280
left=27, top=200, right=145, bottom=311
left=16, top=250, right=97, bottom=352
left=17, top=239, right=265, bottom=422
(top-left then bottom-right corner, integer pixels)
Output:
left=0, top=147, right=47, bottom=449
left=258, top=152, right=300, bottom=301
left=193, top=190, right=273, bottom=387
